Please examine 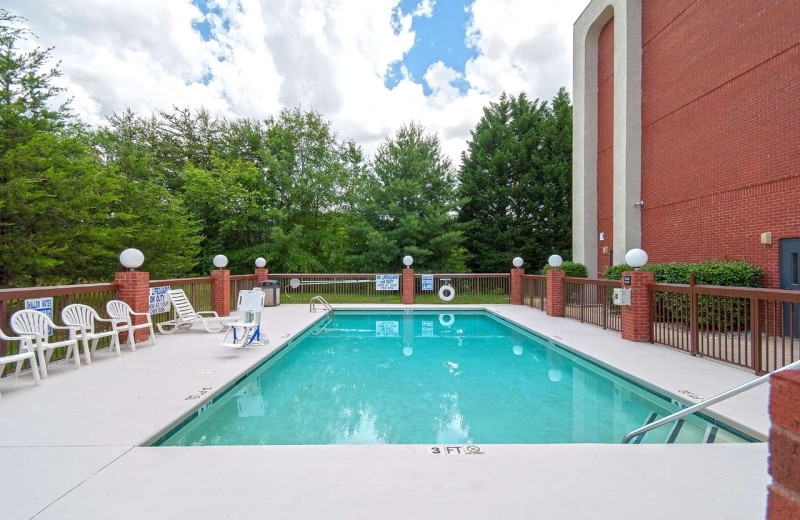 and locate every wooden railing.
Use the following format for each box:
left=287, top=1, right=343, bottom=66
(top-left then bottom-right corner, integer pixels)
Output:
left=0, top=283, right=119, bottom=373
left=563, top=277, right=622, bottom=331
left=651, top=276, right=800, bottom=373
left=522, top=275, right=546, bottom=311
left=149, top=277, right=214, bottom=329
